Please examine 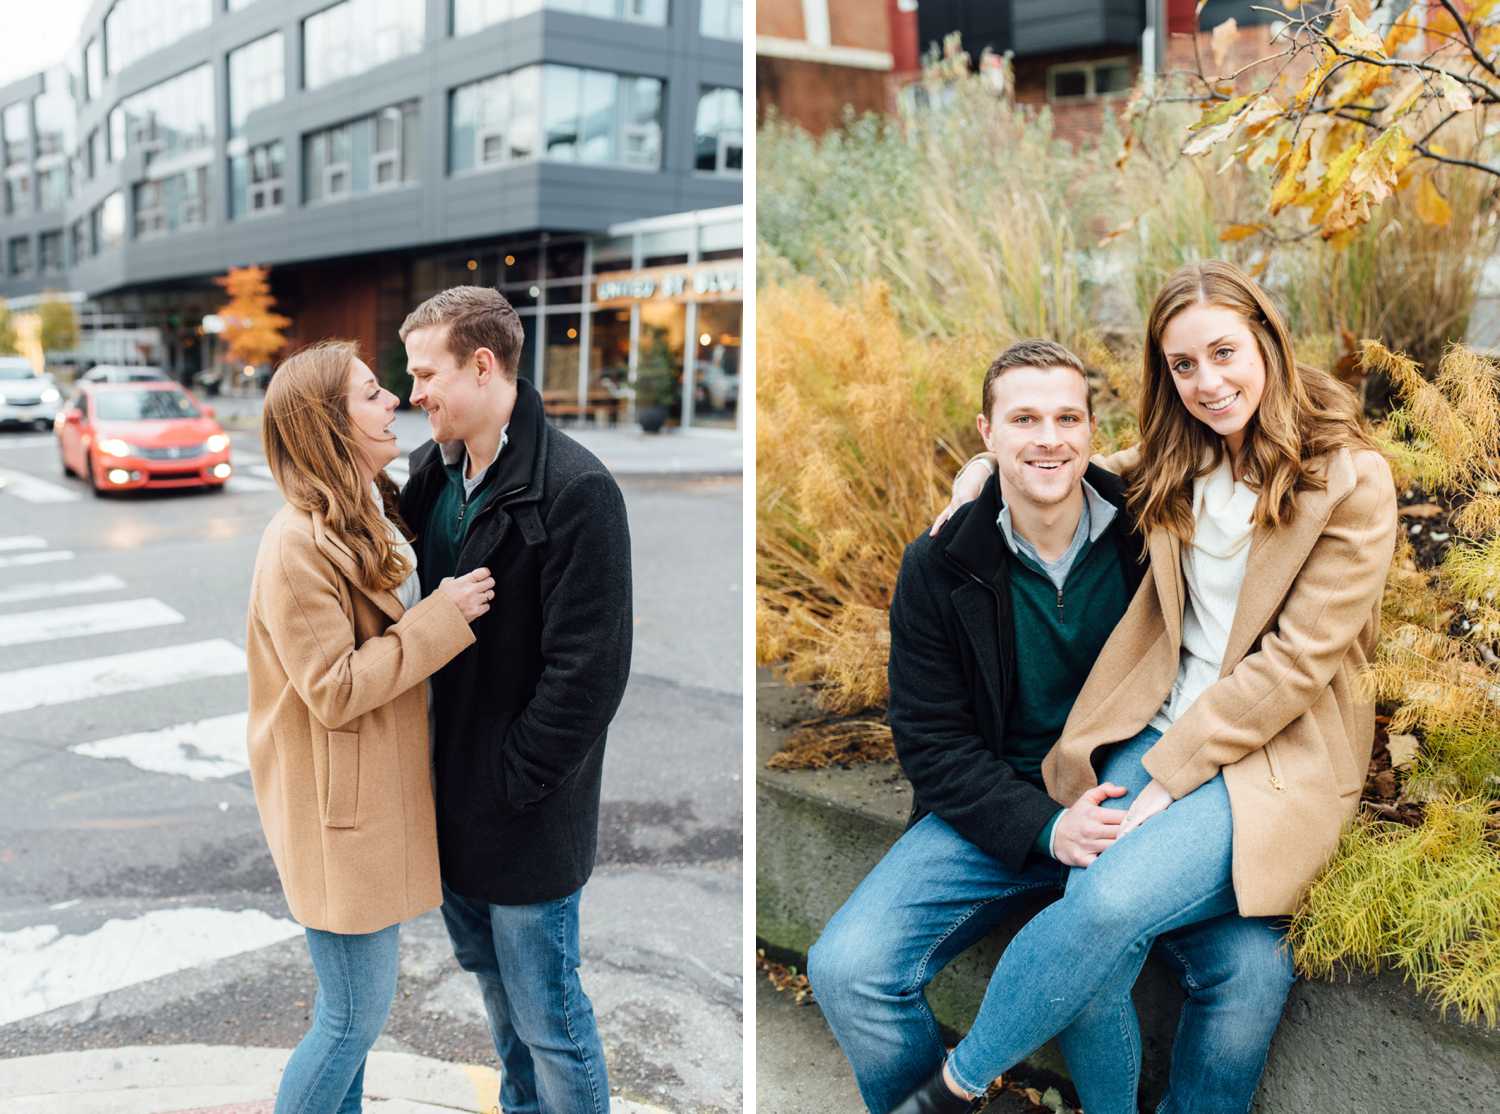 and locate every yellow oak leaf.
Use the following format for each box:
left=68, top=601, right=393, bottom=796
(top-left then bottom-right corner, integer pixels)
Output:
left=1384, top=8, right=1422, bottom=55
left=1219, top=223, right=1263, bottom=242
left=1437, top=73, right=1475, bottom=114
left=1293, top=51, right=1337, bottom=111
left=1329, top=8, right=1386, bottom=56
left=1414, top=173, right=1454, bottom=226
left=1243, top=128, right=1288, bottom=173
left=1270, top=136, right=1312, bottom=215
left=1191, top=94, right=1252, bottom=131
left=1305, top=139, right=1367, bottom=219
left=1354, top=126, right=1416, bottom=206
